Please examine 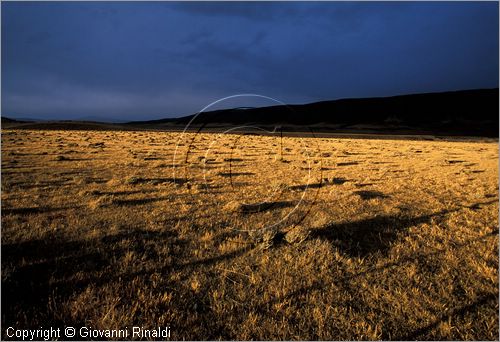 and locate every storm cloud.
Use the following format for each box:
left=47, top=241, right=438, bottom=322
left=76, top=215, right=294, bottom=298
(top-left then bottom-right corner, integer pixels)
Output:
left=1, top=1, right=498, bottom=121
